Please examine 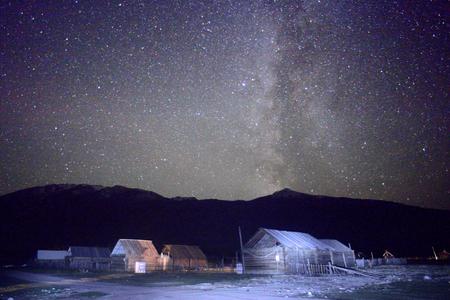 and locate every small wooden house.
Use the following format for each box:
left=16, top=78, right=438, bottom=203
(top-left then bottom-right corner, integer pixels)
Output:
left=320, top=239, right=356, bottom=268
left=110, top=239, right=160, bottom=272
left=67, top=246, right=111, bottom=271
left=243, top=228, right=353, bottom=274
left=161, top=244, right=208, bottom=271
left=36, top=250, right=68, bottom=269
